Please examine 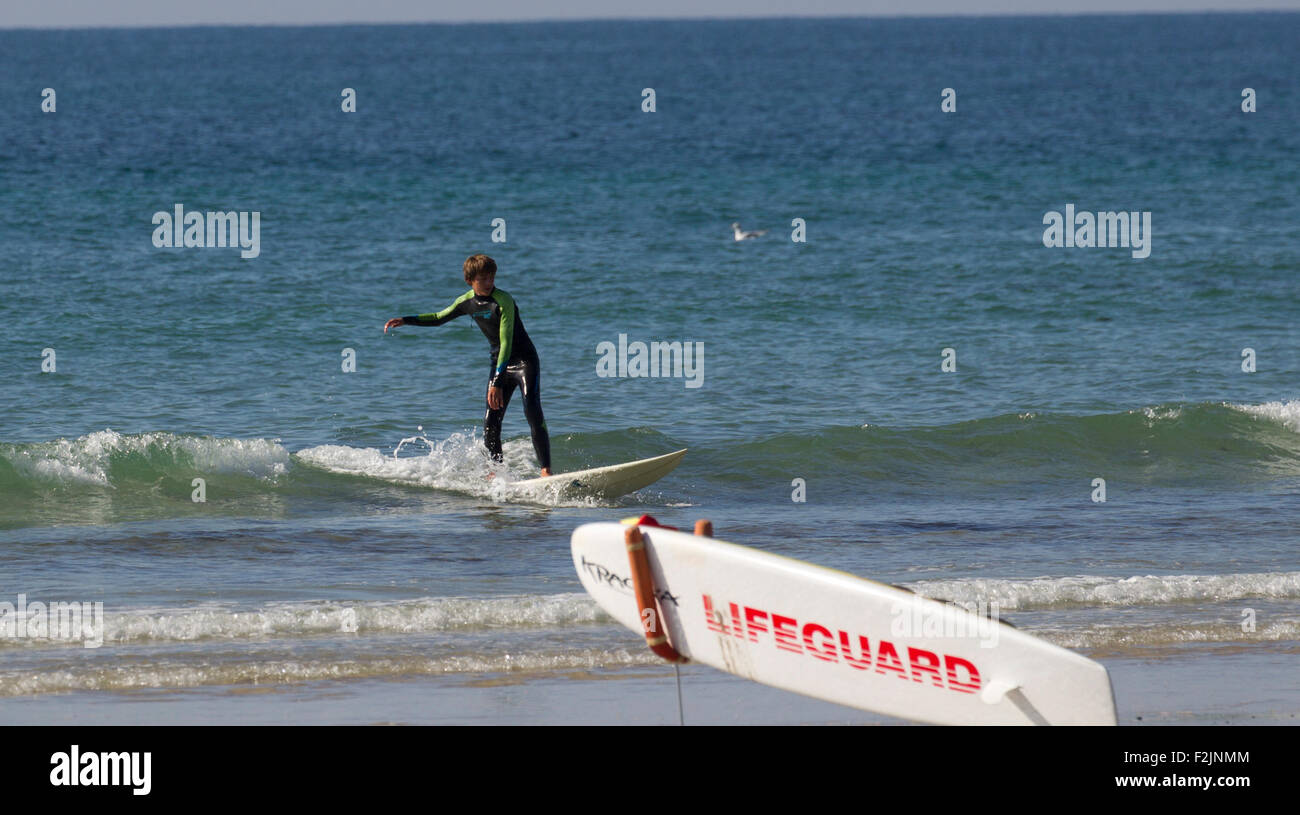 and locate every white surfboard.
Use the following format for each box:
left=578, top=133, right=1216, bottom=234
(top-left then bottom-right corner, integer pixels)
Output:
left=572, top=521, right=1117, bottom=725
left=511, top=449, right=686, bottom=499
